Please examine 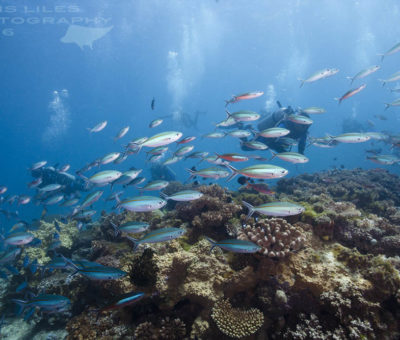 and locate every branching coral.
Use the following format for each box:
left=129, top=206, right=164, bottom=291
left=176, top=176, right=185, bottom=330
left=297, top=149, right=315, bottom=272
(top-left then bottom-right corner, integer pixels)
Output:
left=211, top=298, right=264, bottom=338
left=238, top=218, right=306, bottom=258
